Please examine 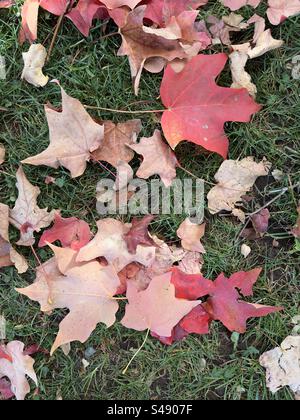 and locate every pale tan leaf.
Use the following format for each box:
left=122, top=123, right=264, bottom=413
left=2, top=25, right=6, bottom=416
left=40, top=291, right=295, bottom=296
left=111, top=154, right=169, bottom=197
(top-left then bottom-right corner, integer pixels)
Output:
left=177, top=218, right=206, bottom=253
left=22, top=86, right=104, bottom=178
left=0, top=144, right=5, bottom=164
left=9, top=167, right=55, bottom=246
left=21, top=44, right=49, bottom=87
left=0, top=341, right=37, bottom=400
